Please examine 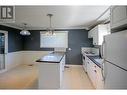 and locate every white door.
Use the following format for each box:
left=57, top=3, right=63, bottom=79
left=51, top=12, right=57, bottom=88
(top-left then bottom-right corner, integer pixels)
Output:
left=104, top=61, right=127, bottom=89
left=0, top=30, right=8, bottom=72
left=104, top=30, right=127, bottom=70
